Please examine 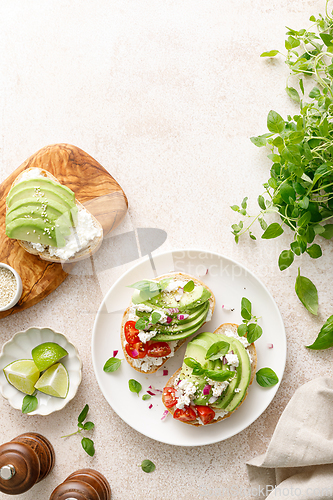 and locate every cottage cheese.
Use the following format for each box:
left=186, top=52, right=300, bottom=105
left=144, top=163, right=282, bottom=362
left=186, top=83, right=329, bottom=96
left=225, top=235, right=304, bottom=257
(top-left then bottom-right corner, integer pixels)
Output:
left=175, top=379, right=198, bottom=409
left=225, top=353, right=239, bottom=368
left=138, top=329, right=157, bottom=343
left=164, top=280, right=185, bottom=293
